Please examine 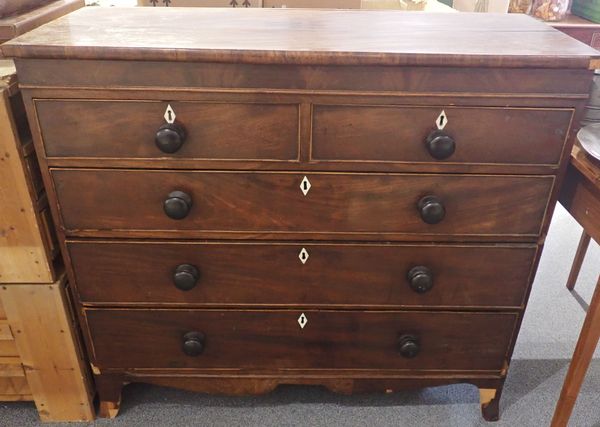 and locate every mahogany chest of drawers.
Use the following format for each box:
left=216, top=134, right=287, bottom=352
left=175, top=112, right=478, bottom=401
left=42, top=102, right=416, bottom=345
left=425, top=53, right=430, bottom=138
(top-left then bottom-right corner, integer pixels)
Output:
left=2, top=7, right=598, bottom=421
